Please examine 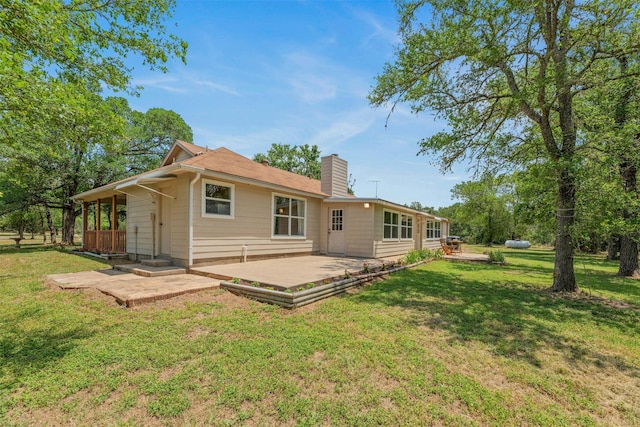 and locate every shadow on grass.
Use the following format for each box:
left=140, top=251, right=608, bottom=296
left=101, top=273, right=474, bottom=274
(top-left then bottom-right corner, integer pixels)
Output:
left=351, top=265, right=640, bottom=374
left=0, top=308, right=97, bottom=390
left=0, top=244, right=72, bottom=255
